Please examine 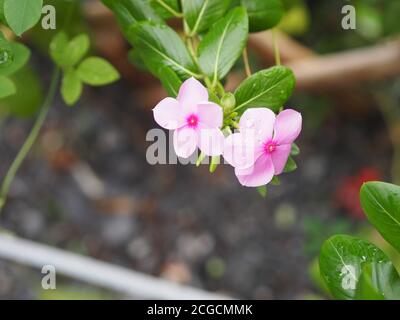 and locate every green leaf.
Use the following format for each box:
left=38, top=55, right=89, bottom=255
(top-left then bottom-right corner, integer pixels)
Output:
left=355, top=264, right=385, bottom=300
left=102, top=0, right=163, bottom=33
left=234, top=66, right=296, bottom=113
left=0, top=0, right=6, bottom=24
left=61, top=70, right=82, bottom=106
left=360, top=182, right=400, bottom=253
left=49, top=32, right=69, bottom=67
left=64, top=34, right=90, bottom=67
left=183, top=0, right=232, bottom=35
left=257, top=185, right=267, bottom=198
left=283, top=156, right=297, bottom=173
left=319, top=235, right=400, bottom=300
left=291, top=143, right=300, bottom=156
left=50, top=33, right=90, bottom=68
left=271, top=176, right=281, bottom=186
left=198, top=7, right=248, bottom=84
left=0, top=42, right=30, bottom=76
left=151, top=0, right=181, bottom=19
left=127, top=22, right=199, bottom=80
left=0, top=65, right=43, bottom=117
left=157, top=65, right=182, bottom=97
left=4, top=0, right=43, bottom=36
left=77, top=57, right=120, bottom=86
left=241, top=0, right=284, bottom=32
left=0, top=75, right=16, bottom=98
